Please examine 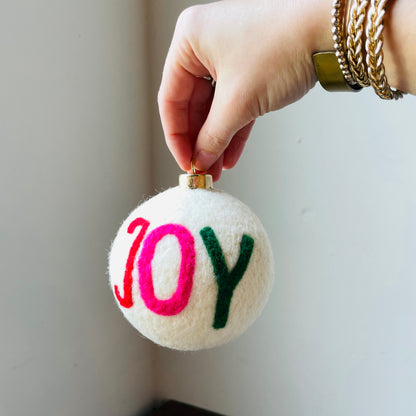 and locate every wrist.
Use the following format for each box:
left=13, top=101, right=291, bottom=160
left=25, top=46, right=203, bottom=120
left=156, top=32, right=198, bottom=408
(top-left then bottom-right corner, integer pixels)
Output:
left=383, top=0, right=416, bottom=94
left=310, top=0, right=415, bottom=96
left=310, top=0, right=335, bottom=53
